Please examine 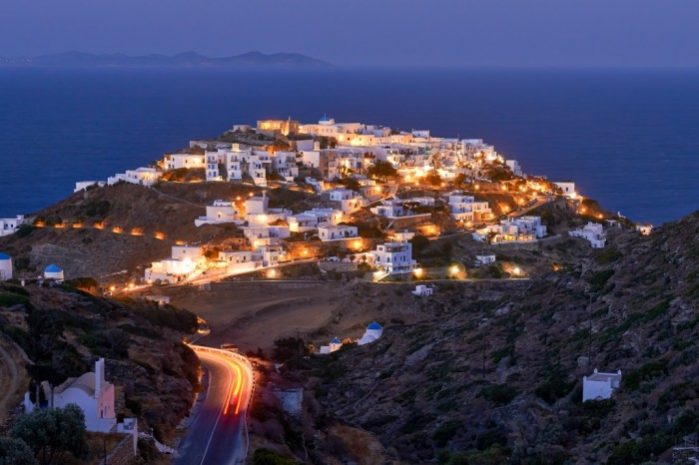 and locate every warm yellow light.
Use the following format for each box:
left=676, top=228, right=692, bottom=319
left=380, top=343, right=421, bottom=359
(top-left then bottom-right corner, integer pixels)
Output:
left=112, top=226, right=123, bottom=234
left=94, top=222, right=104, bottom=230
left=512, top=266, right=522, bottom=276
left=351, top=239, right=363, bottom=251
left=130, top=228, right=143, bottom=236
left=109, top=285, right=116, bottom=292
left=449, top=265, right=460, bottom=277
left=72, top=223, right=83, bottom=229
left=128, top=282, right=135, bottom=289
left=154, top=231, right=166, bottom=240
left=413, top=267, right=424, bottom=278
left=266, top=269, right=277, bottom=279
